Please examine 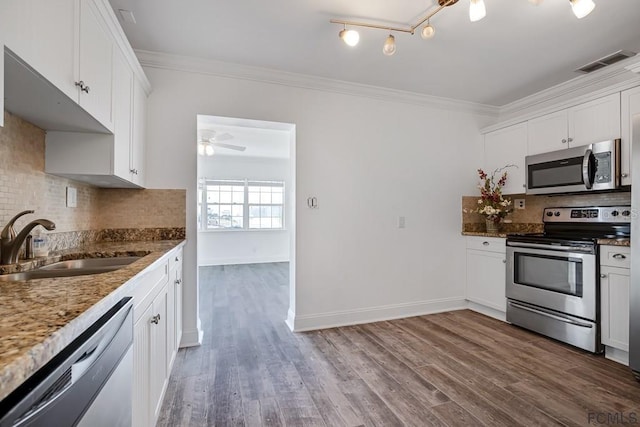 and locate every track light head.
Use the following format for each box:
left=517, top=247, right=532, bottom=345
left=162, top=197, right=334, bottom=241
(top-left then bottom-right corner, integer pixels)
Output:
left=382, top=34, right=396, bottom=56
left=570, top=0, right=595, bottom=19
left=339, top=28, right=360, bottom=47
left=421, top=22, right=435, bottom=39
